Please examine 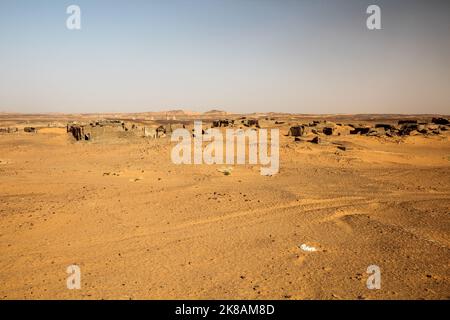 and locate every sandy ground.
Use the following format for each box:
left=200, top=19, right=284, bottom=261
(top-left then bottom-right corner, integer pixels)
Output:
left=0, top=120, right=449, bottom=300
